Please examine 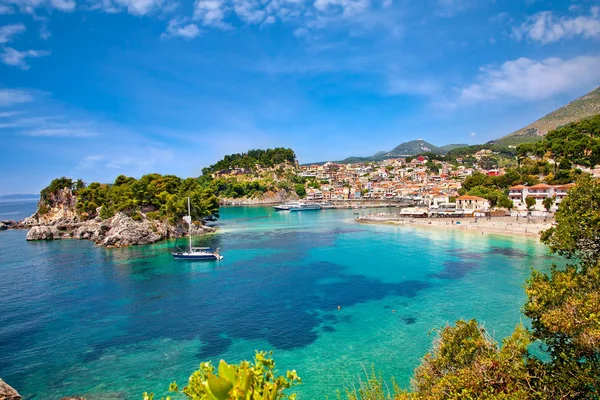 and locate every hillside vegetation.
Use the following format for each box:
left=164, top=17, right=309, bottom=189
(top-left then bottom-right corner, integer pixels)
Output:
left=39, top=174, right=220, bottom=224
left=199, top=148, right=306, bottom=200
left=517, top=114, right=600, bottom=168
left=493, top=87, right=600, bottom=146
left=201, top=148, right=296, bottom=175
